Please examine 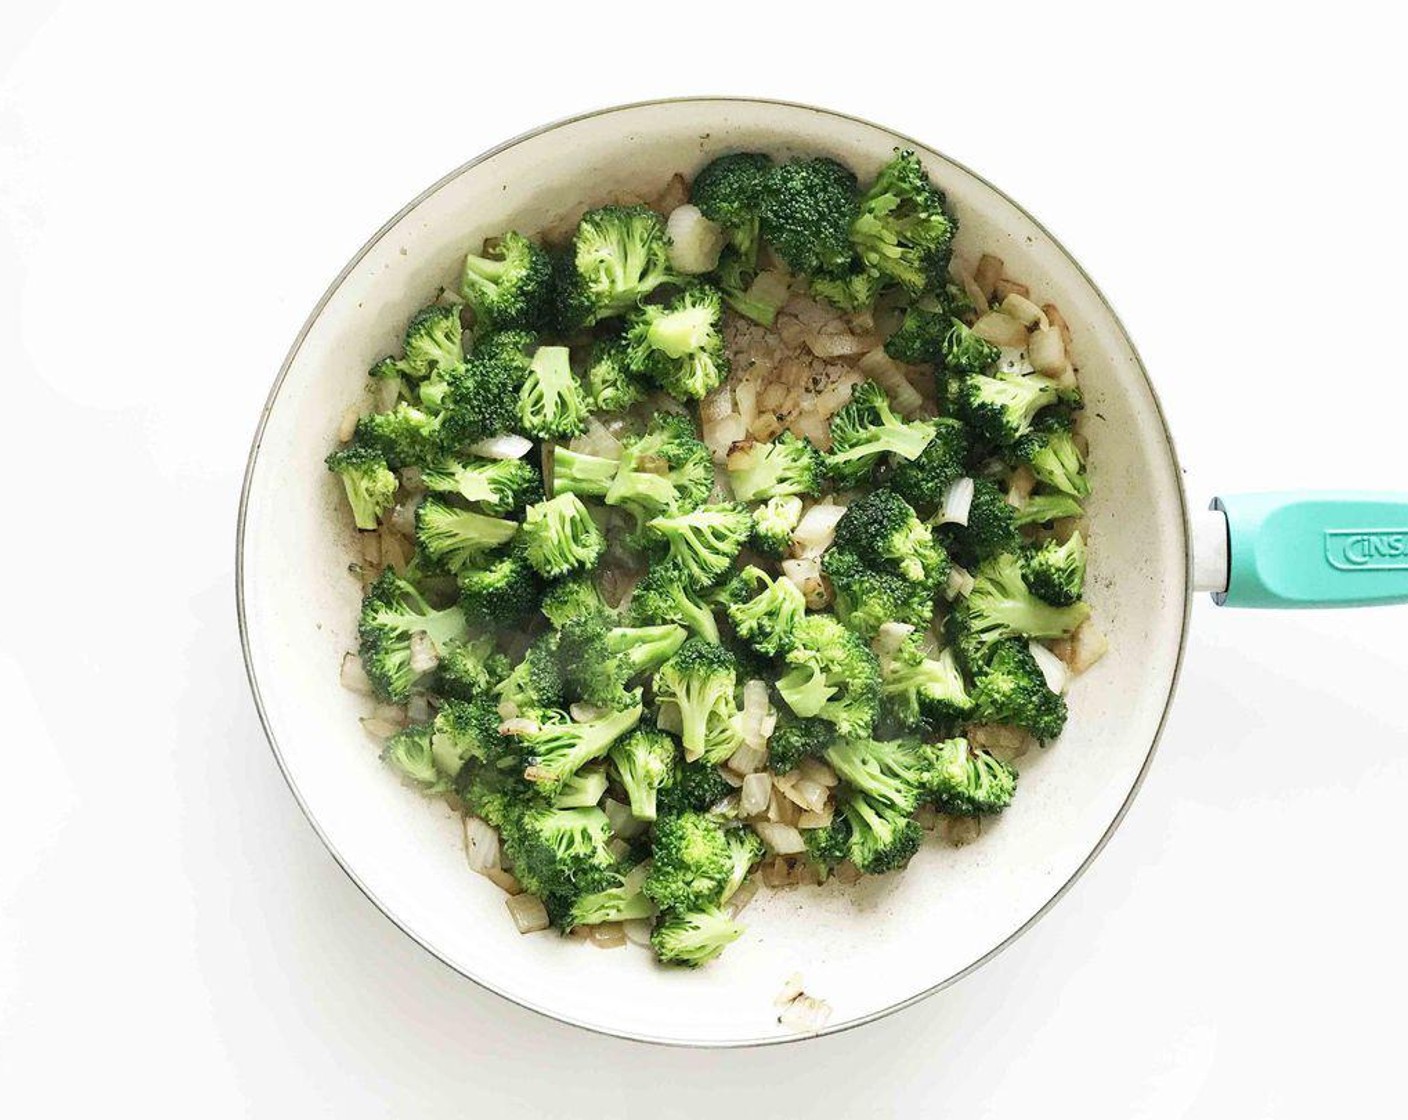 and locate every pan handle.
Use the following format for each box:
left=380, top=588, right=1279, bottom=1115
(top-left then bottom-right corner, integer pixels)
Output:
left=1194, top=492, right=1408, bottom=608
